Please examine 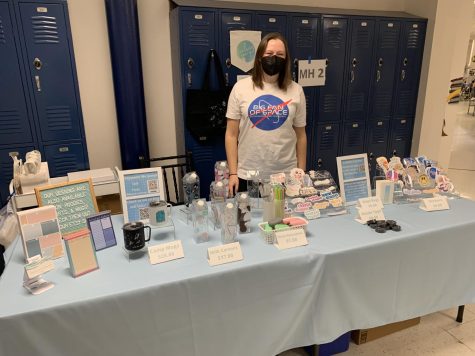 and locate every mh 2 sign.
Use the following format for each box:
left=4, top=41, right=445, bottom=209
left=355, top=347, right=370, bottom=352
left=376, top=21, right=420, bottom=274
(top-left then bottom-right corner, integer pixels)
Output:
left=298, top=59, right=326, bottom=87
